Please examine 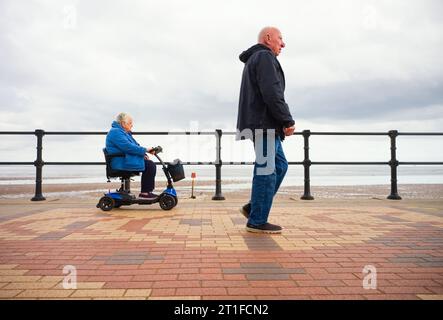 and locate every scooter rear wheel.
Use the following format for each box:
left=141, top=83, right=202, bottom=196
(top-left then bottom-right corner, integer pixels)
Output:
left=98, top=196, right=115, bottom=211
left=159, top=194, right=176, bottom=210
